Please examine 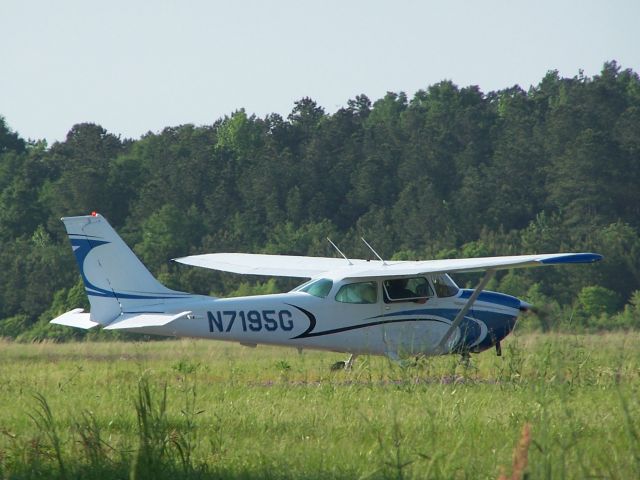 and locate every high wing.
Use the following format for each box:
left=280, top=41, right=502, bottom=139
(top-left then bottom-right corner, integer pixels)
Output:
left=340, top=252, right=603, bottom=278
left=174, top=253, right=366, bottom=278
left=174, top=252, right=603, bottom=279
